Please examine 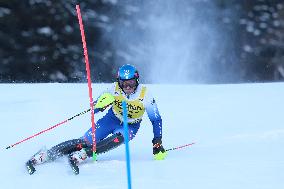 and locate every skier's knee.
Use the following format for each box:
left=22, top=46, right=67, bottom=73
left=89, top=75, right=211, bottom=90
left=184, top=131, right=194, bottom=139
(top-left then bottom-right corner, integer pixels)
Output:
left=115, top=130, right=136, bottom=141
